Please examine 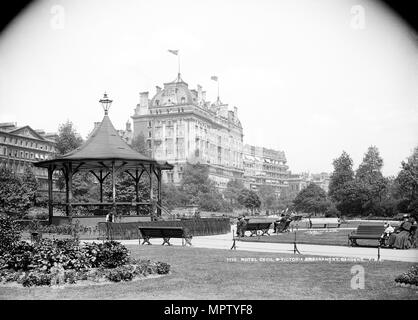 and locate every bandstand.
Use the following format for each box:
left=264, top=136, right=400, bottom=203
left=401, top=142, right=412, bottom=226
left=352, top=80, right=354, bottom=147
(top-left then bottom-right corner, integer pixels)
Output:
left=34, top=93, right=173, bottom=224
